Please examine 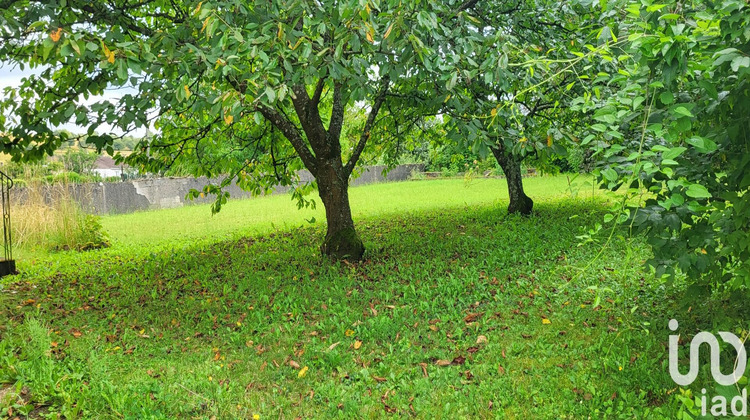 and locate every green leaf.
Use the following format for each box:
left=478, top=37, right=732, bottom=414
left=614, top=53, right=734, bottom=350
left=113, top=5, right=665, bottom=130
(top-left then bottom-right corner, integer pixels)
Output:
left=685, top=184, right=711, bottom=199
left=685, top=136, right=717, bottom=153
left=265, top=86, right=276, bottom=103
left=662, top=147, right=686, bottom=160
left=731, top=56, right=750, bottom=72
left=673, top=106, right=694, bottom=118
left=602, top=168, right=618, bottom=182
